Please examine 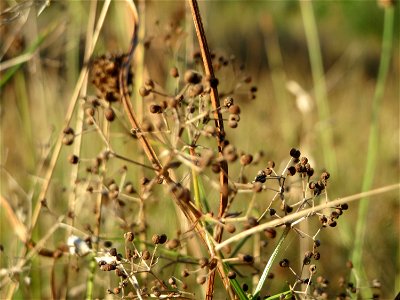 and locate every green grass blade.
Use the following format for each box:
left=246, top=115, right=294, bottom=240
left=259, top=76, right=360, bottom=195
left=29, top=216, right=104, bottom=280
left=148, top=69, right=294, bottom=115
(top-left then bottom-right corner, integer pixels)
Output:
left=253, top=226, right=290, bottom=298
left=299, top=0, right=337, bottom=175
left=0, top=23, right=57, bottom=89
left=350, top=6, right=395, bottom=299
